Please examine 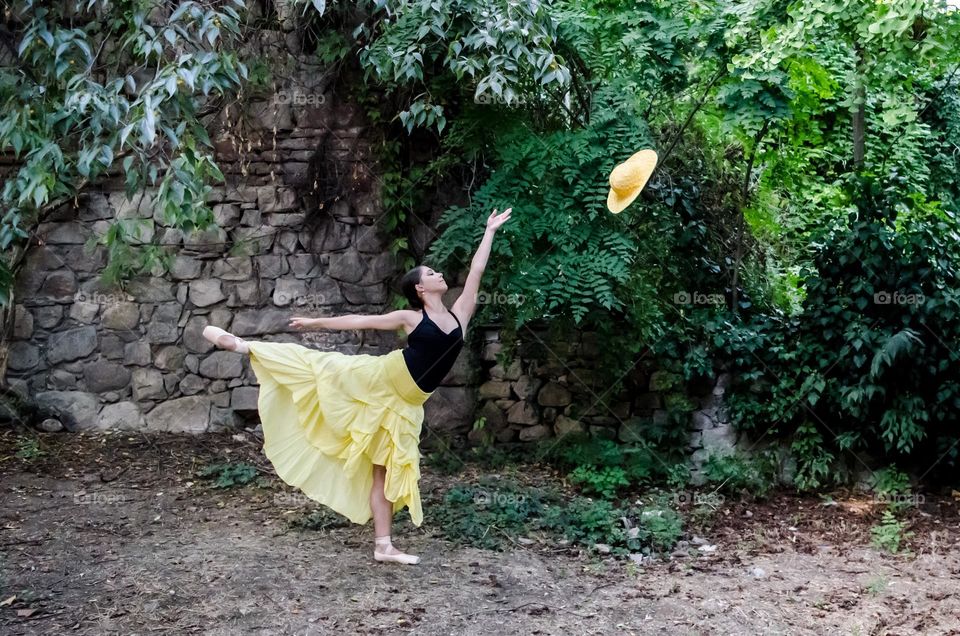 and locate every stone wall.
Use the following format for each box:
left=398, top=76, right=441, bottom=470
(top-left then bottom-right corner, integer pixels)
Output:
left=3, top=23, right=480, bottom=437
left=469, top=327, right=756, bottom=484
